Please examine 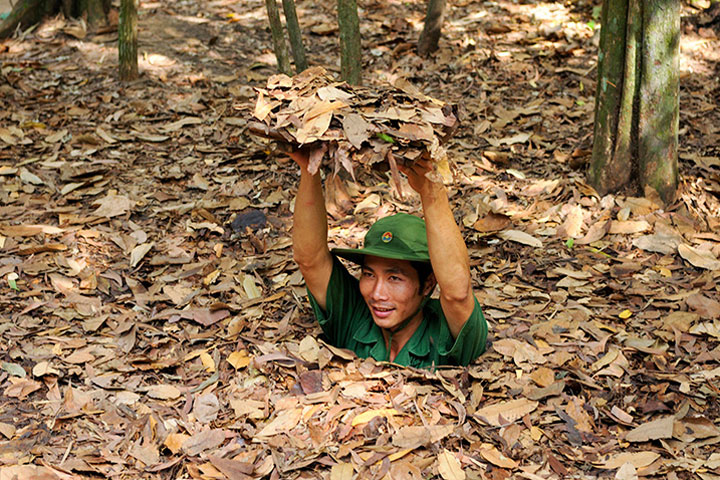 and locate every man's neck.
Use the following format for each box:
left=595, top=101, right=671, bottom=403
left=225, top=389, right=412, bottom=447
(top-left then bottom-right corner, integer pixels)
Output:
left=383, top=312, right=424, bottom=362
